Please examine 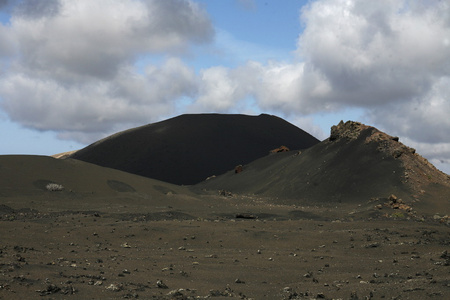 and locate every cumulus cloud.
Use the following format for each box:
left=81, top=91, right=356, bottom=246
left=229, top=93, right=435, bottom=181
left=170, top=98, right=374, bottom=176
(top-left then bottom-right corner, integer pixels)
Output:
left=290, top=115, right=328, bottom=141
left=14, top=0, right=61, bottom=19
left=192, top=1, right=450, bottom=115
left=0, top=0, right=213, bottom=142
left=189, top=0, right=450, bottom=172
left=293, top=0, right=449, bottom=169
left=8, top=0, right=212, bottom=80
left=0, top=23, right=16, bottom=57
left=0, top=58, right=197, bottom=143
left=297, top=0, right=450, bottom=107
